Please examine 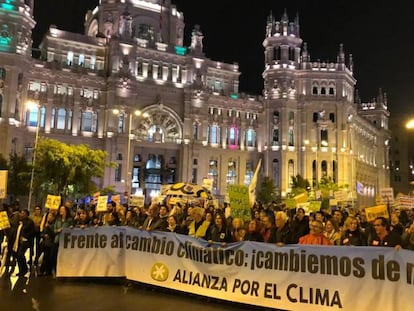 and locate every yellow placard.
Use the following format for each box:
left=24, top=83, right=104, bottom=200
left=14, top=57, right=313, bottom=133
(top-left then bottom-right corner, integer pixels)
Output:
left=130, top=195, right=145, bottom=207
left=0, top=170, right=8, bottom=199
left=0, top=211, right=10, bottom=230
left=365, top=204, right=389, bottom=222
left=96, top=195, right=109, bottom=212
left=45, top=194, right=61, bottom=210
left=294, top=192, right=308, bottom=204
